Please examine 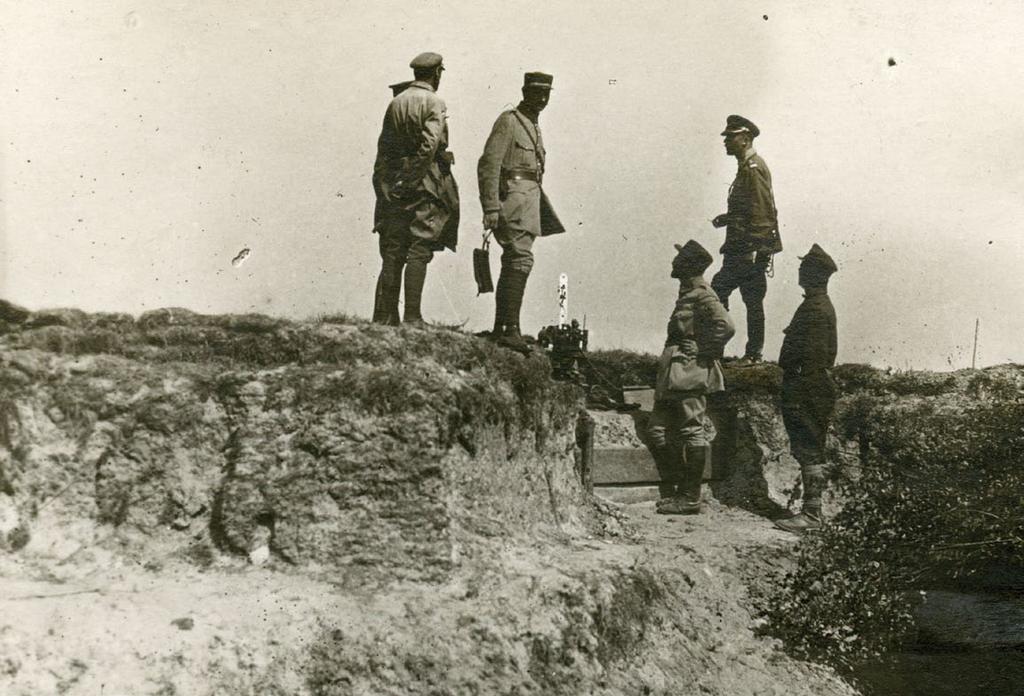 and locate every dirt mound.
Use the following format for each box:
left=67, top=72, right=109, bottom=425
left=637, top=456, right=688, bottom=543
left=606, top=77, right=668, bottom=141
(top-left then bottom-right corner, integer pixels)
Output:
left=0, top=310, right=859, bottom=695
